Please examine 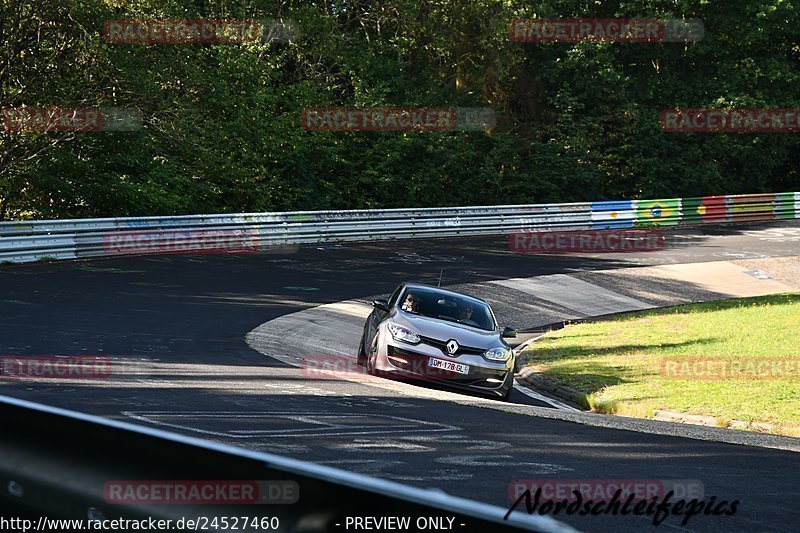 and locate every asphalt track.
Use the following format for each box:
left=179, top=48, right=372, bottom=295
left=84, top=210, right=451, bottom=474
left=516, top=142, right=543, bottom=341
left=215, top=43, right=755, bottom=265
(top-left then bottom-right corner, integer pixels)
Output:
left=1, top=222, right=800, bottom=532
